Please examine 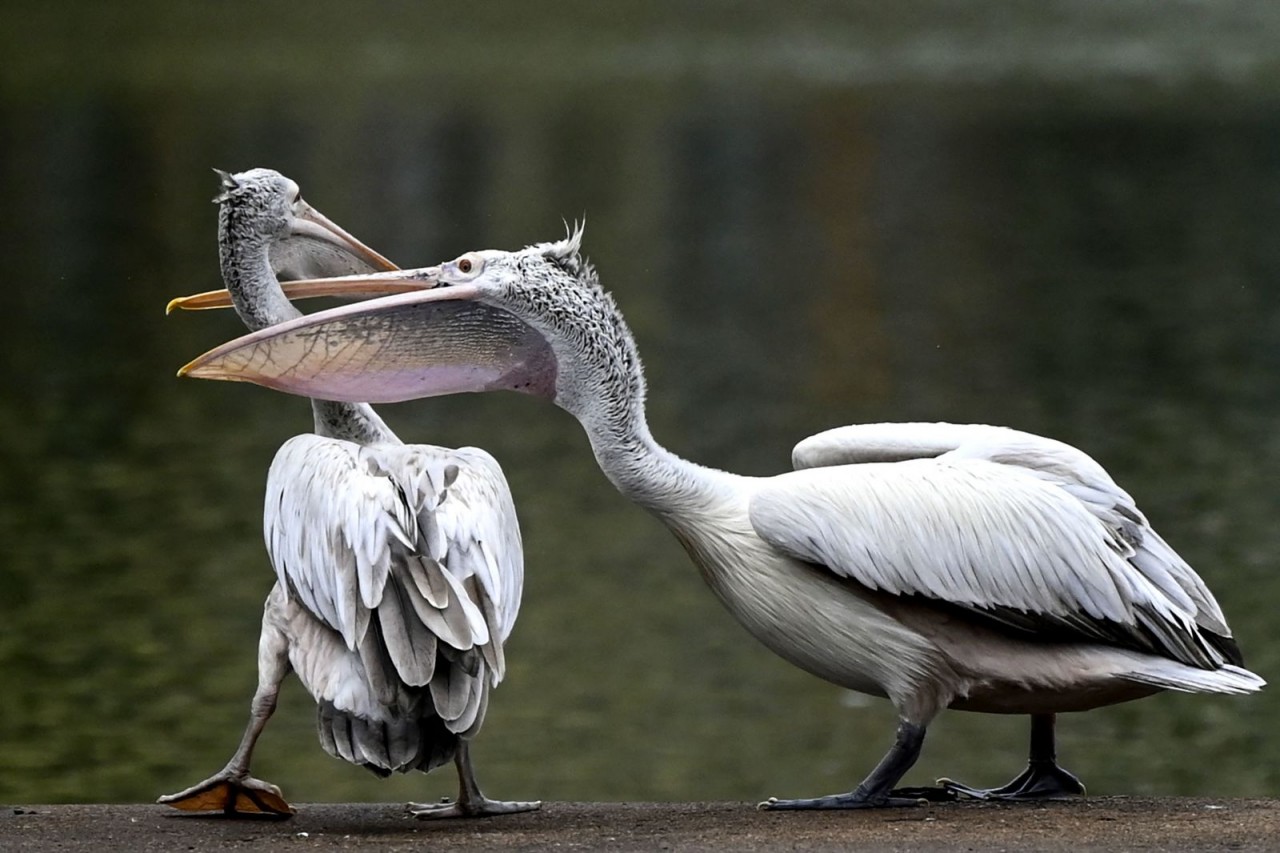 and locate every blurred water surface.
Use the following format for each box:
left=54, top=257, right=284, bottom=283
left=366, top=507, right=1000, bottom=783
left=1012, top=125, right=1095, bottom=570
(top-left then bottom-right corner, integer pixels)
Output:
left=3, top=1, right=1280, bottom=805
